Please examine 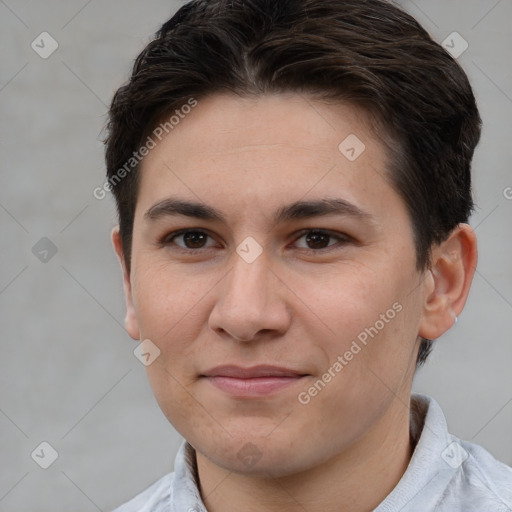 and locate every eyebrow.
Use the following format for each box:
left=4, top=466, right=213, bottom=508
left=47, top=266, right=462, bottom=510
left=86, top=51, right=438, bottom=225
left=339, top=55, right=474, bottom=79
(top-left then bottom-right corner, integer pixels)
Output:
left=144, top=197, right=374, bottom=225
